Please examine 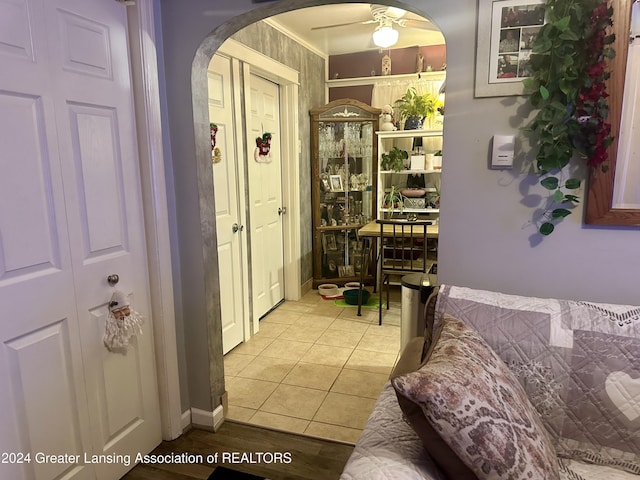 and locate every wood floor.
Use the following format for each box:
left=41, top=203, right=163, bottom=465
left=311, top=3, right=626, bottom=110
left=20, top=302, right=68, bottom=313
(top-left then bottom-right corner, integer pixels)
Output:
left=121, top=421, right=355, bottom=480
